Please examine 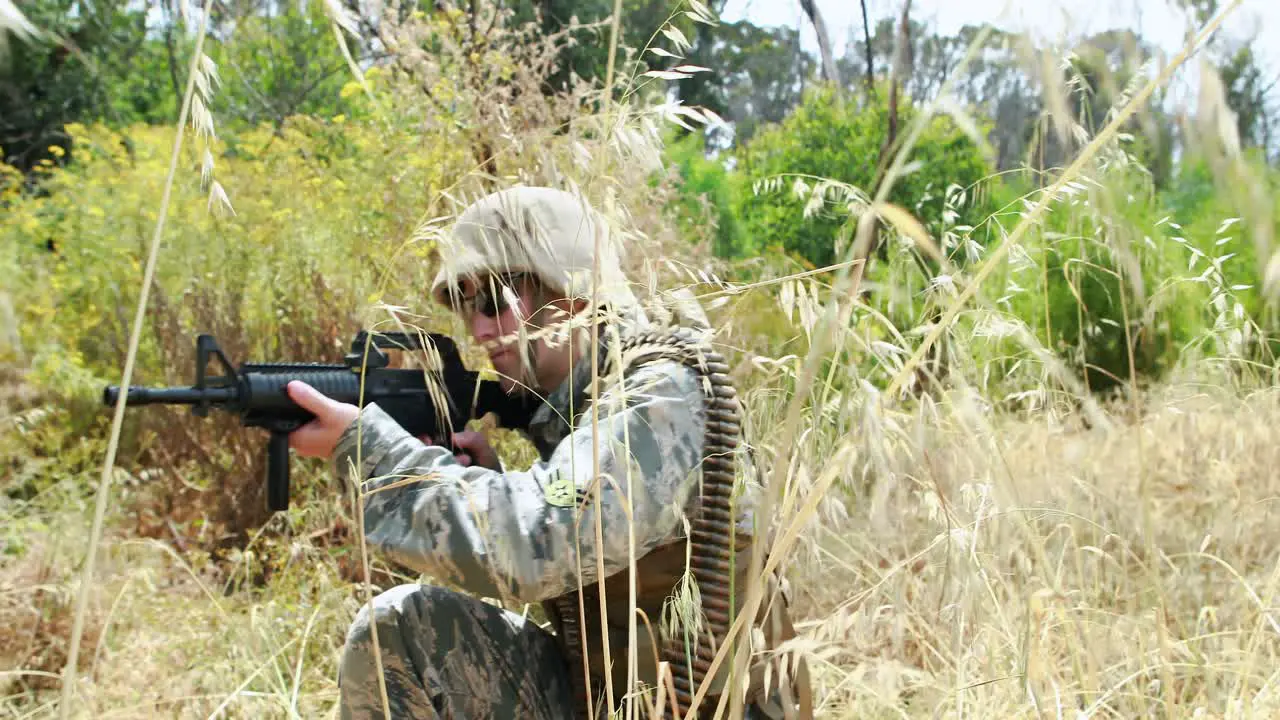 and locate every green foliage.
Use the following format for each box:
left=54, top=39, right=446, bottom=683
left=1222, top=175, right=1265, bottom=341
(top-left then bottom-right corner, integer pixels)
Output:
left=1047, top=30, right=1177, bottom=188
left=205, top=1, right=360, bottom=130
left=676, top=18, right=812, bottom=148
left=0, top=0, right=1276, bottom=495
left=9, top=8, right=1280, bottom=717
left=1, top=110, right=472, bottom=537
left=0, top=0, right=176, bottom=171
left=0, top=0, right=379, bottom=176
left=1160, top=153, right=1280, bottom=356
left=979, top=150, right=1280, bottom=394
left=501, top=0, right=689, bottom=91
left=732, top=83, right=994, bottom=268
left=663, top=131, right=746, bottom=257
left=1038, top=167, right=1193, bottom=390
left=0, top=0, right=697, bottom=544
